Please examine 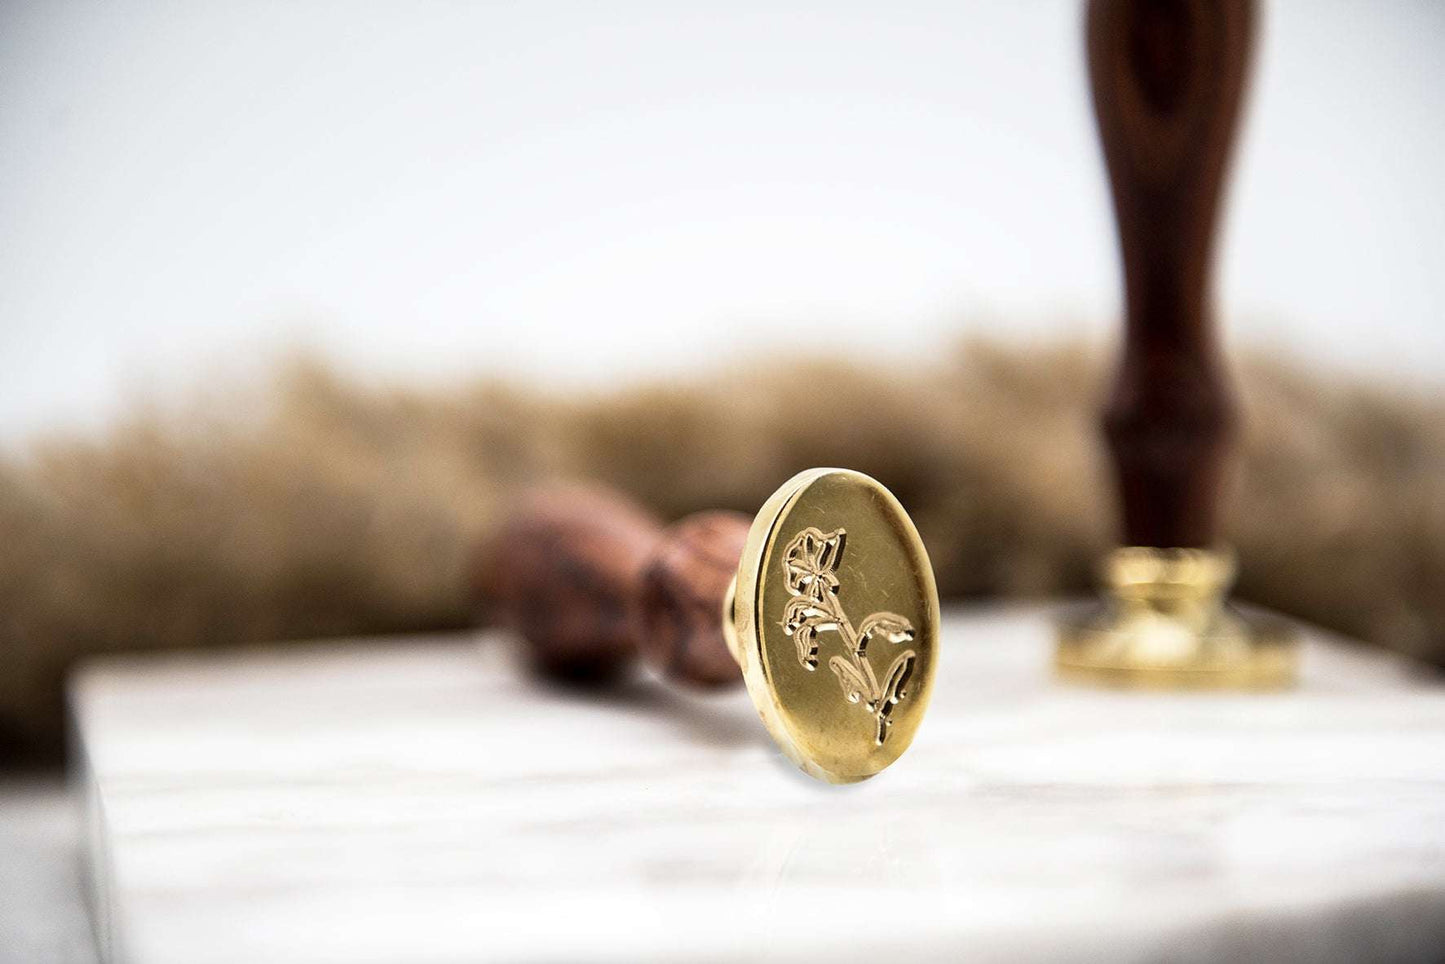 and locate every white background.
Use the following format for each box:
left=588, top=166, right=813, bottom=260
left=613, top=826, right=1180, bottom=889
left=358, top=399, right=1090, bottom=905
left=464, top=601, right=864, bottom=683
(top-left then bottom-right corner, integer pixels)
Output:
left=2, top=0, right=1442, bottom=443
